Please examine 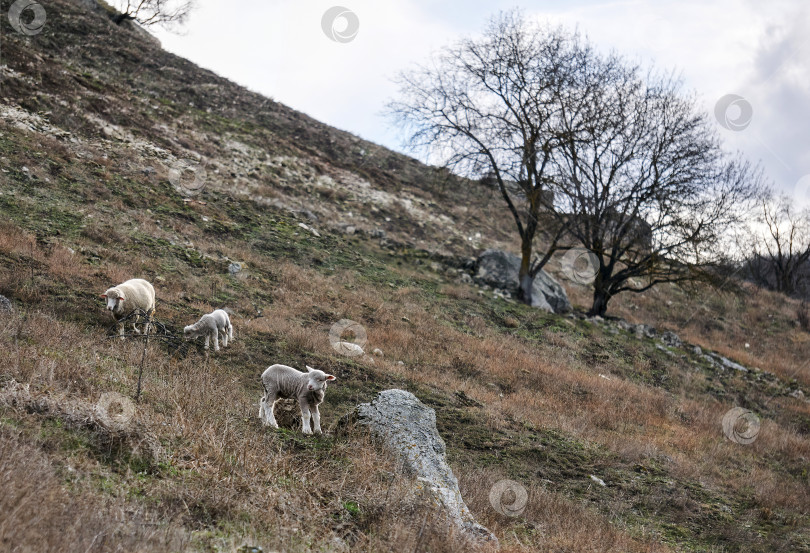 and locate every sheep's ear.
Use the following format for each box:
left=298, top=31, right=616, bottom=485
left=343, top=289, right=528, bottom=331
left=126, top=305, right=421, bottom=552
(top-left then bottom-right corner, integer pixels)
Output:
left=326, top=374, right=336, bottom=381
left=100, top=294, right=107, bottom=298
left=118, top=295, right=125, bottom=301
